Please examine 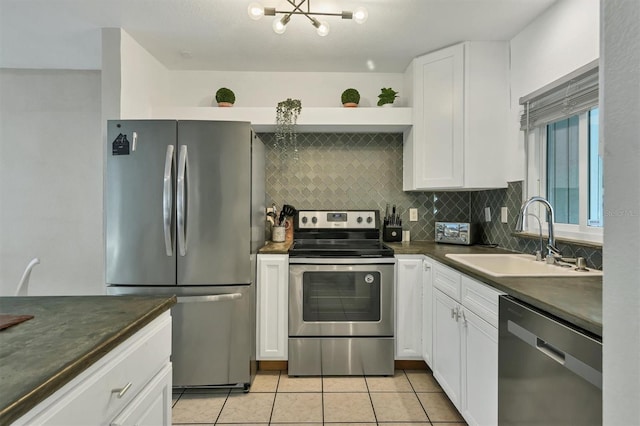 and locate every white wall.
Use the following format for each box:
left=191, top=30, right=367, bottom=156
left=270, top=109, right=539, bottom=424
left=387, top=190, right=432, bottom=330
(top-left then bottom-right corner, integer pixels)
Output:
left=507, top=0, right=600, bottom=181
left=0, top=69, right=104, bottom=296
left=602, top=0, right=640, bottom=423
left=166, top=70, right=405, bottom=108
left=119, top=30, right=170, bottom=118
